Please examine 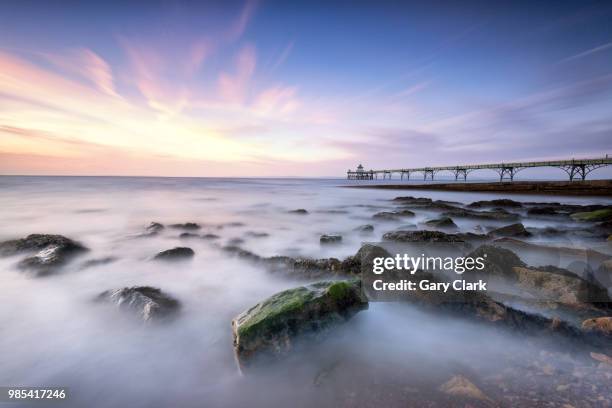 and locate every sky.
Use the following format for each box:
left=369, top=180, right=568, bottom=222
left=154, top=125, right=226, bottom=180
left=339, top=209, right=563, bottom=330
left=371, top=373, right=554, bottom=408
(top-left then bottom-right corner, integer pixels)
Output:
left=1, top=0, right=612, bottom=177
